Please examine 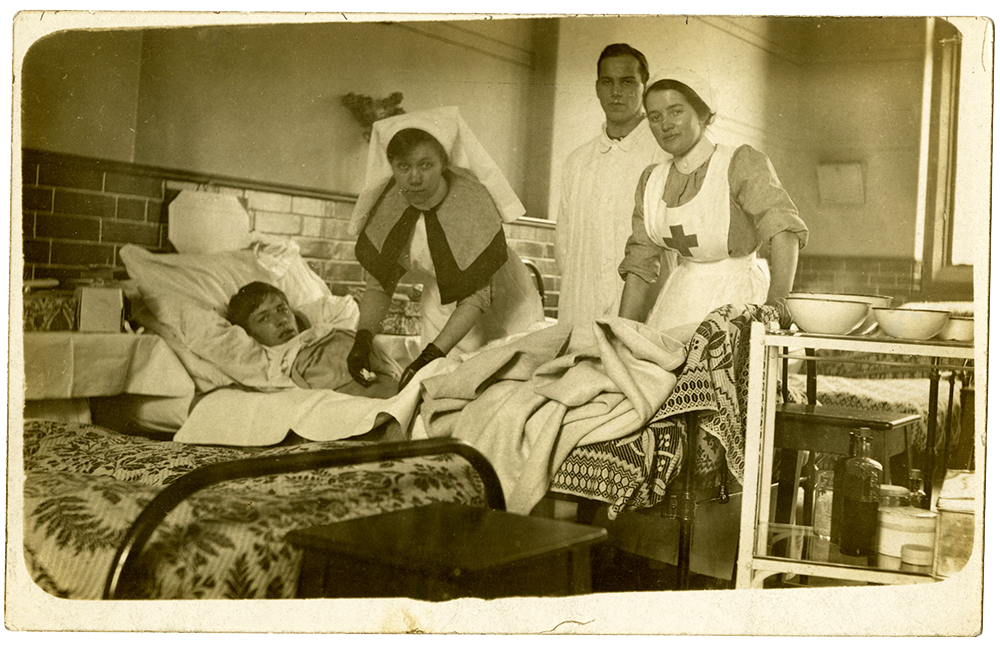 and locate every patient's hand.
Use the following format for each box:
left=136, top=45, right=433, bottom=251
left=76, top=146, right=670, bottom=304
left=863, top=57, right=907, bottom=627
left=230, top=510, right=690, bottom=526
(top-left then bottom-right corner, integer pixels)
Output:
left=347, top=329, right=375, bottom=386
